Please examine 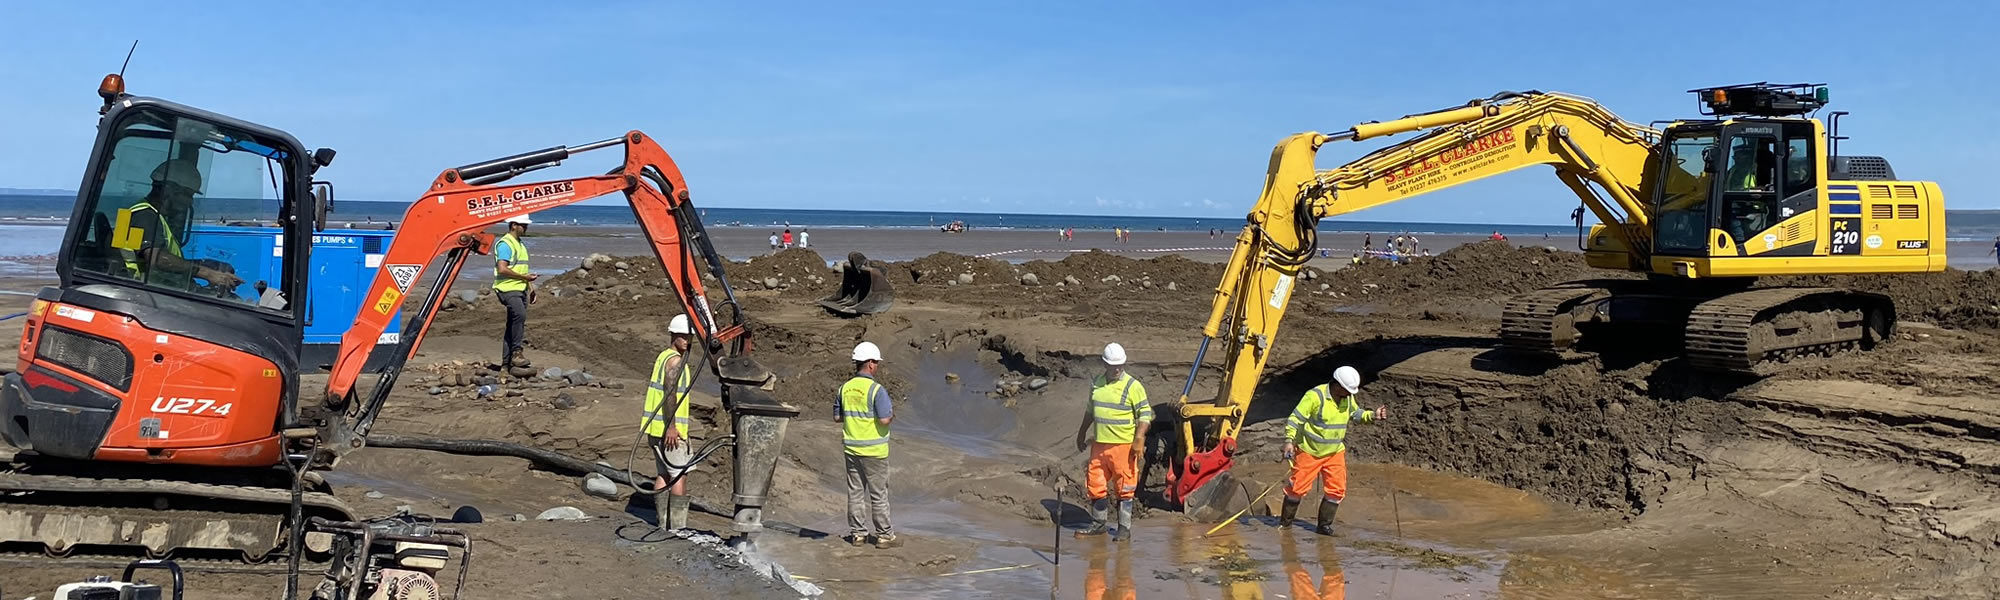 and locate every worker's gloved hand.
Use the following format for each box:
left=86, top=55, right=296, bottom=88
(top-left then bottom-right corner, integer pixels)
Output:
left=1375, top=406, right=1389, bottom=420
left=1283, top=443, right=1298, bottom=461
